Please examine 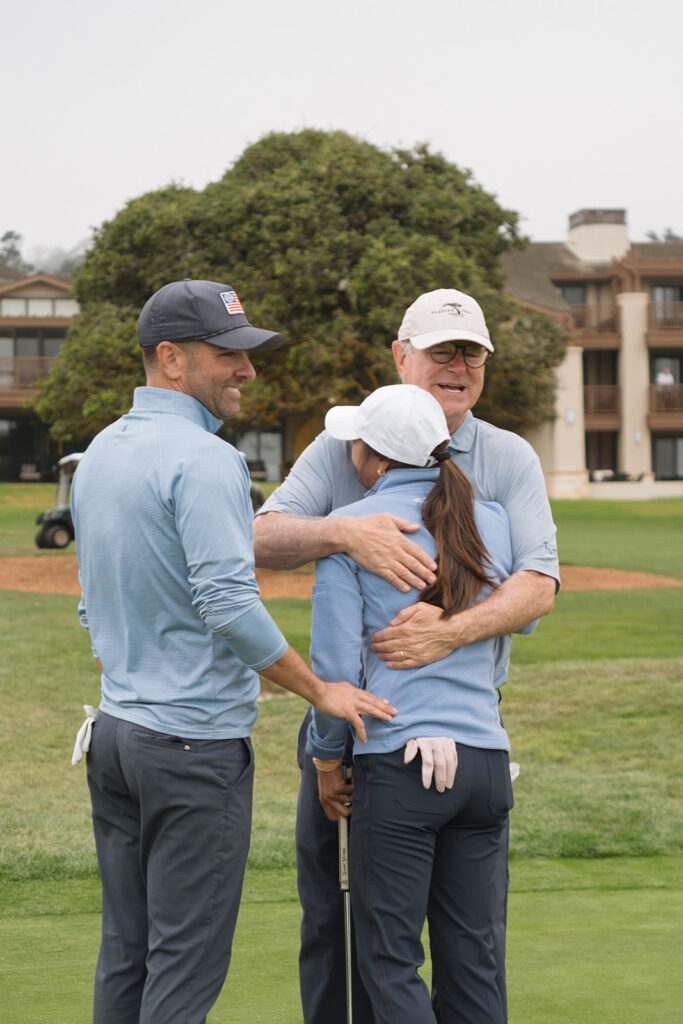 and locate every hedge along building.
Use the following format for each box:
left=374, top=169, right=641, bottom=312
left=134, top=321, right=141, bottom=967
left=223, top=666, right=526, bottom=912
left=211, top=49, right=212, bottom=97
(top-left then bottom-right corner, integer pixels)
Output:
left=0, top=267, right=80, bottom=480
left=502, top=209, right=683, bottom=499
